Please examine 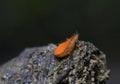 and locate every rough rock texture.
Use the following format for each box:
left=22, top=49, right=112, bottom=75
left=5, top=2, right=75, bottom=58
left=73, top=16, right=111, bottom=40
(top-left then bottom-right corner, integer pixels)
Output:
left=0, top=41, right=110, bottom=84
